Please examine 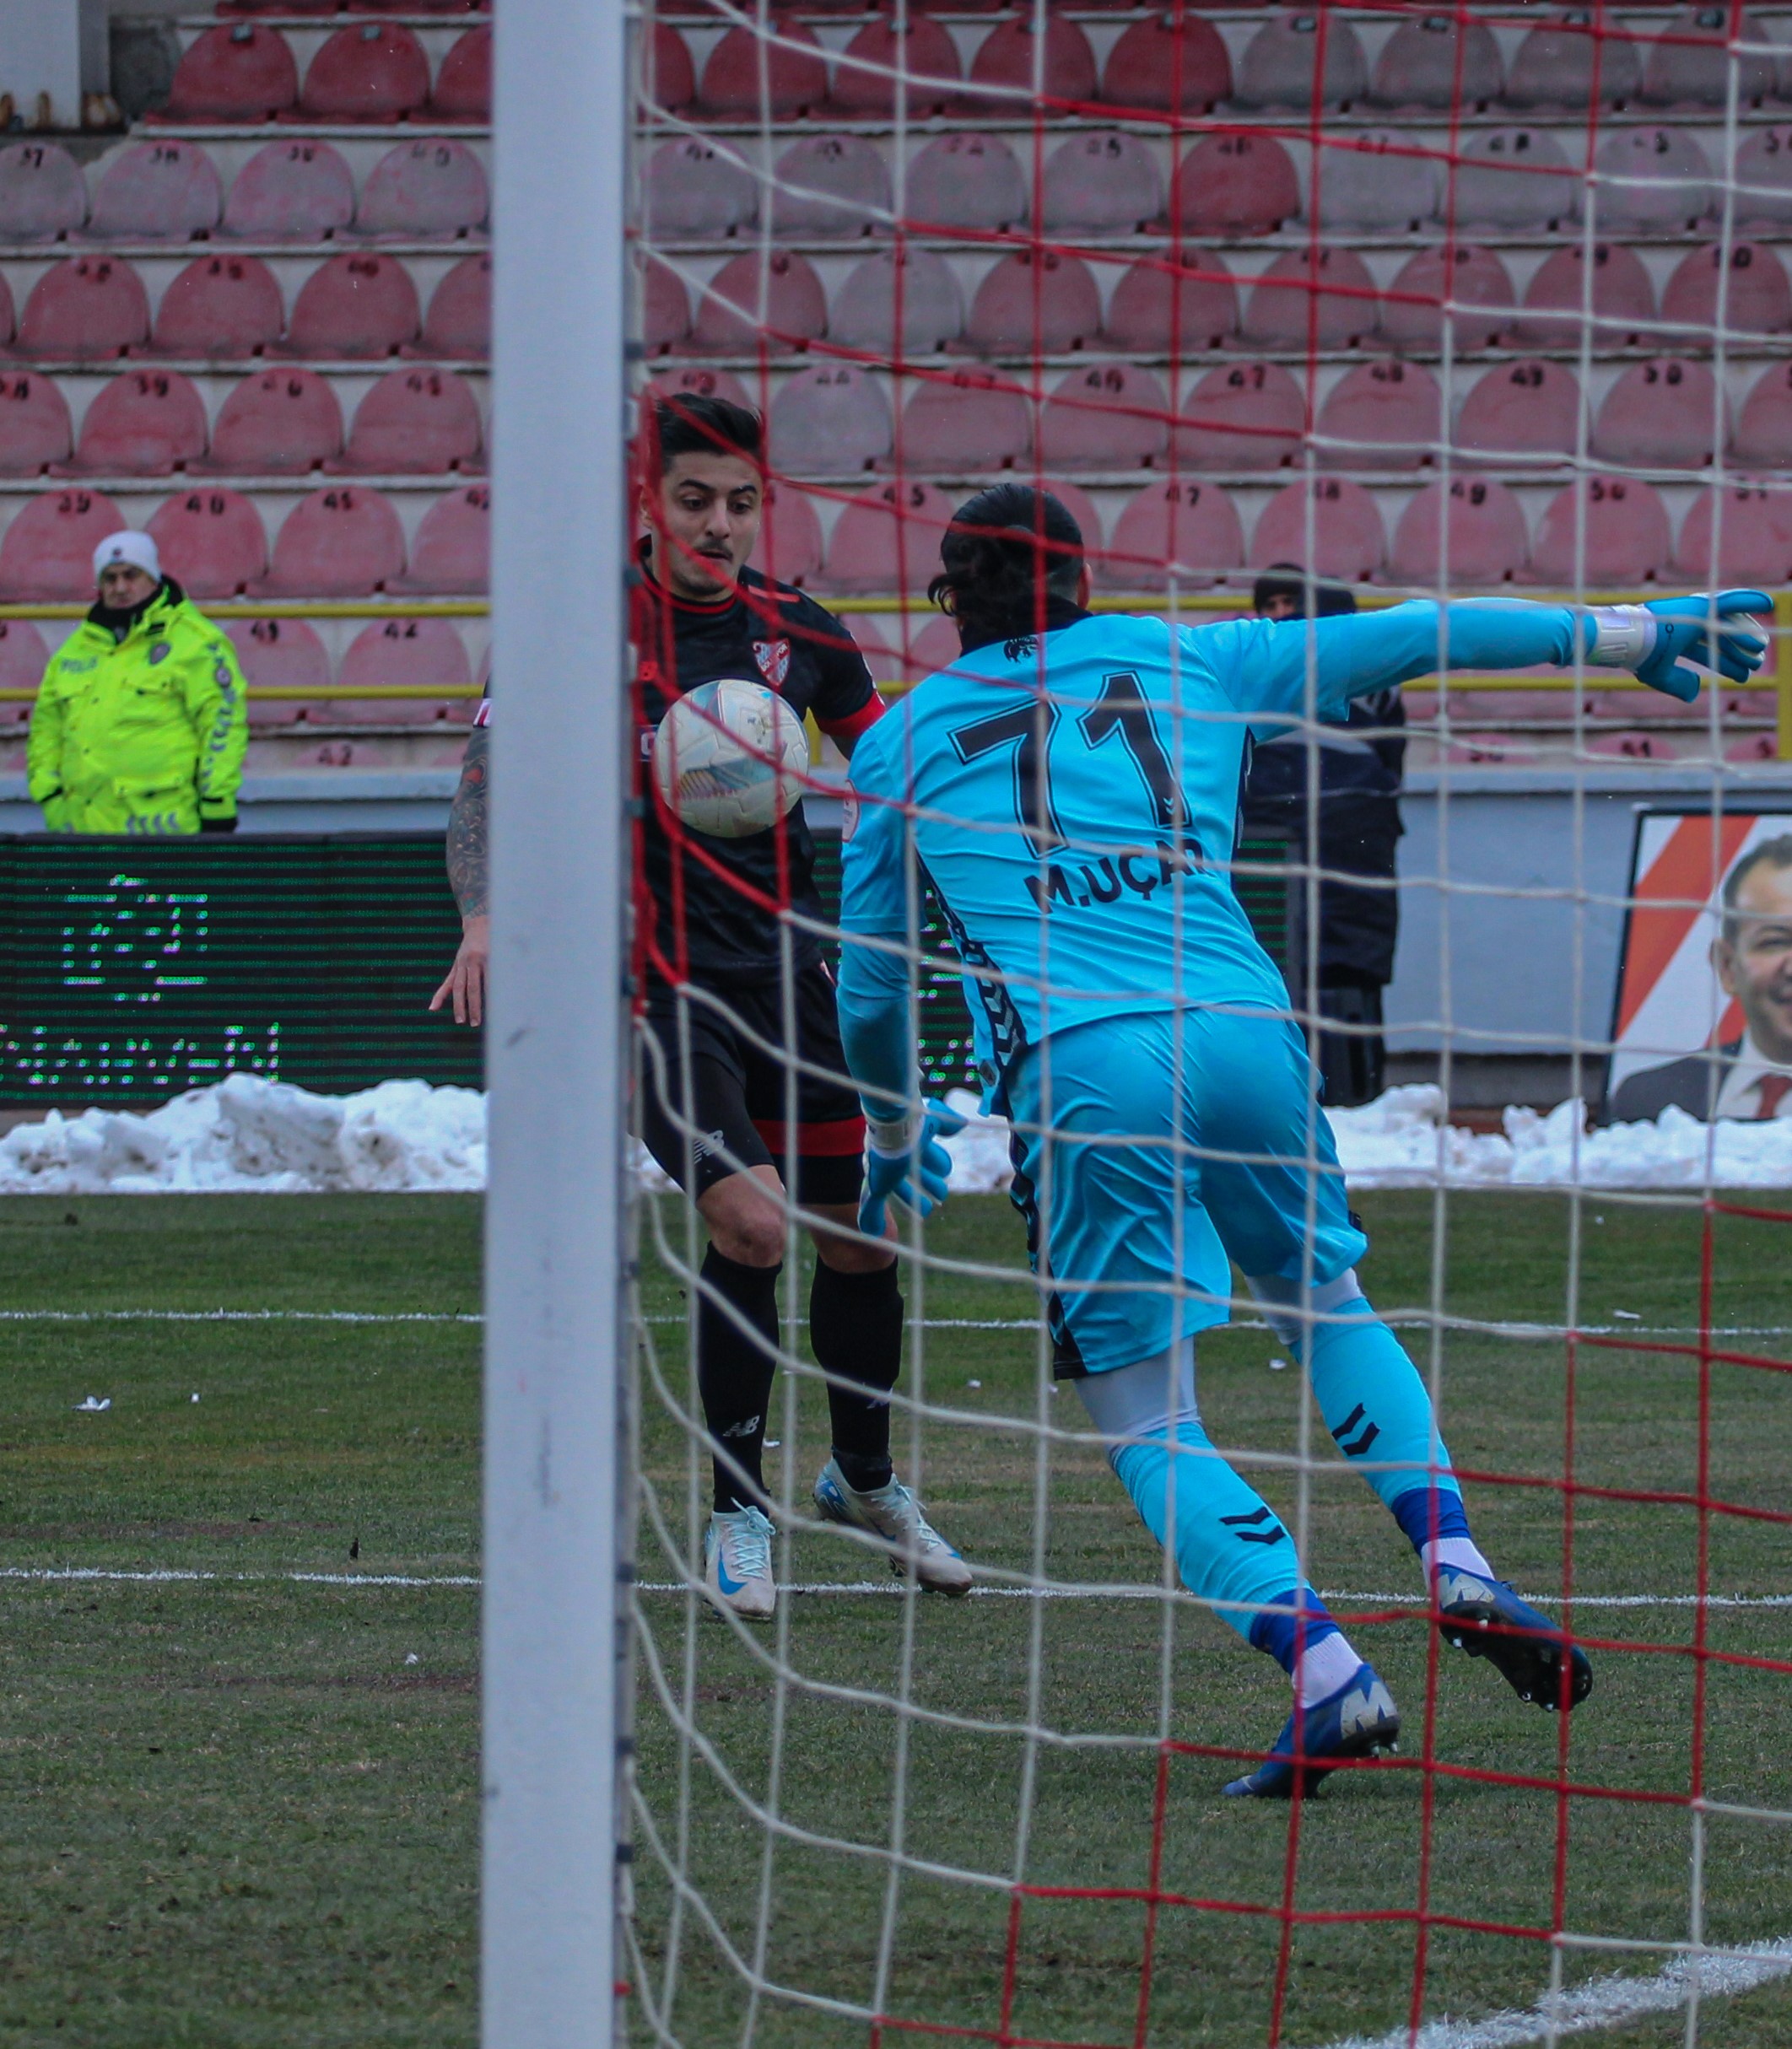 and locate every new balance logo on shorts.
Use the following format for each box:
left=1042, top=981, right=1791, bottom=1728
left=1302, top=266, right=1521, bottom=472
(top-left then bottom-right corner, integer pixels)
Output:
left=692, top=1130, right=728, bottom=1162
left=721, top=1415, right=762, bottom=1440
